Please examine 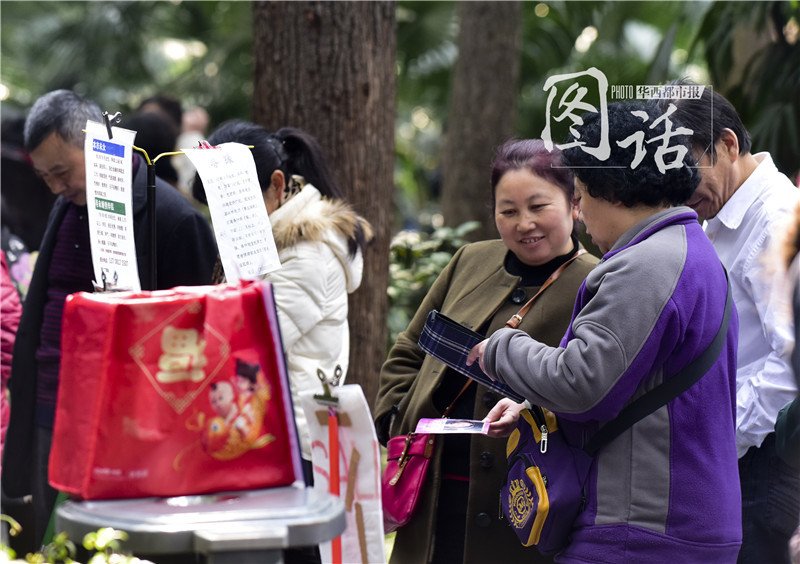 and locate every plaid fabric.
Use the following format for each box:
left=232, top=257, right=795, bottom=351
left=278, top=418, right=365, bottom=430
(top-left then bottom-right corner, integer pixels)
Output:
left=418, top=310, right=525, bottom=403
